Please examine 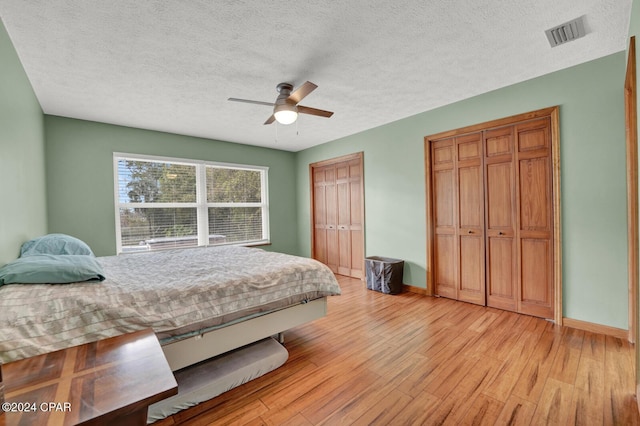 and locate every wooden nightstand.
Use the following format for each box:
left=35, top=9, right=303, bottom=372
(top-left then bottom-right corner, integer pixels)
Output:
left=0, top=329, right=177, bottom=425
